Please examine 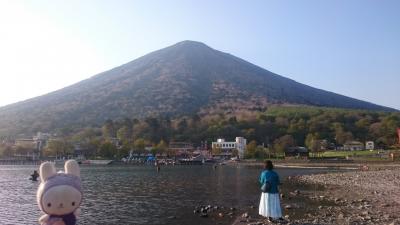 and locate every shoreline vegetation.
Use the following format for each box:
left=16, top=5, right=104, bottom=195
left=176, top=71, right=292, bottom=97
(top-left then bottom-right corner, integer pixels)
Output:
left=232, top=162, right=400, bottom=225
left=2, top=106, right=399, bottom=163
